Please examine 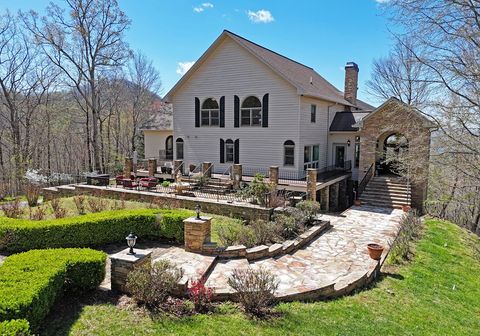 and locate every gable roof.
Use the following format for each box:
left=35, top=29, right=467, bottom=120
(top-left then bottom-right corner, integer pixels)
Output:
left=354, top=97, right=436, bottom=129
left=140, top=101, right=173, bottom=131
left=164, top=30, right=374, bottom=110
left=330, top=111, right=370, bottom=132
